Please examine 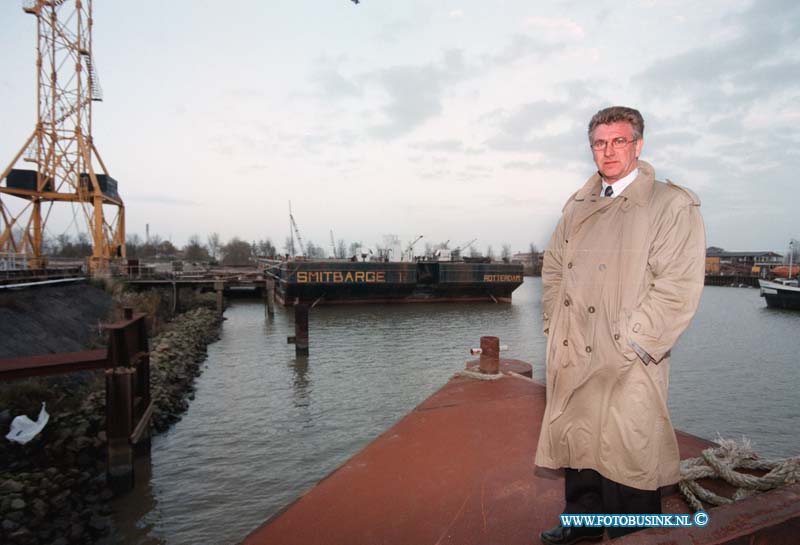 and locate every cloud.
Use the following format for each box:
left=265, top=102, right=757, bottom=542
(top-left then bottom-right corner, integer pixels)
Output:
left=504, top=161, right=538, bottom=171
left=633, top=0, right=800, bottom=115
left=377, top=19, right=419, bottom=44
left=127, top=194, right=197, bottom=206
left=484, top=33, right=565, bottom=66
left=524, top=16, right=585, bottom=40
left=481, top=98, right=596, bottom=170
left=408, top=139, right=484, bottom=155
left=312, top=68, right=361, bottom=99
left=411, top=139, right=464, bottom=152
left=368, top=49, right=471, bottom=138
